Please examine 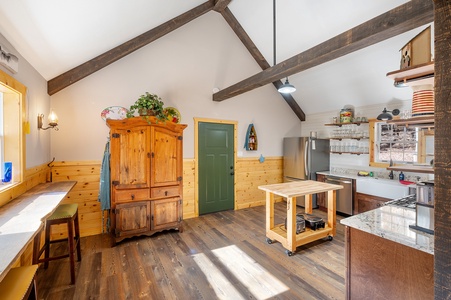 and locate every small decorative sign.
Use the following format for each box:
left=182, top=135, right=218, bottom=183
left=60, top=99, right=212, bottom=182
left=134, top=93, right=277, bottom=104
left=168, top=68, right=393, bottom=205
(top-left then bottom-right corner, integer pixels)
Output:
left=0, top=44, right=19, bottom=74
